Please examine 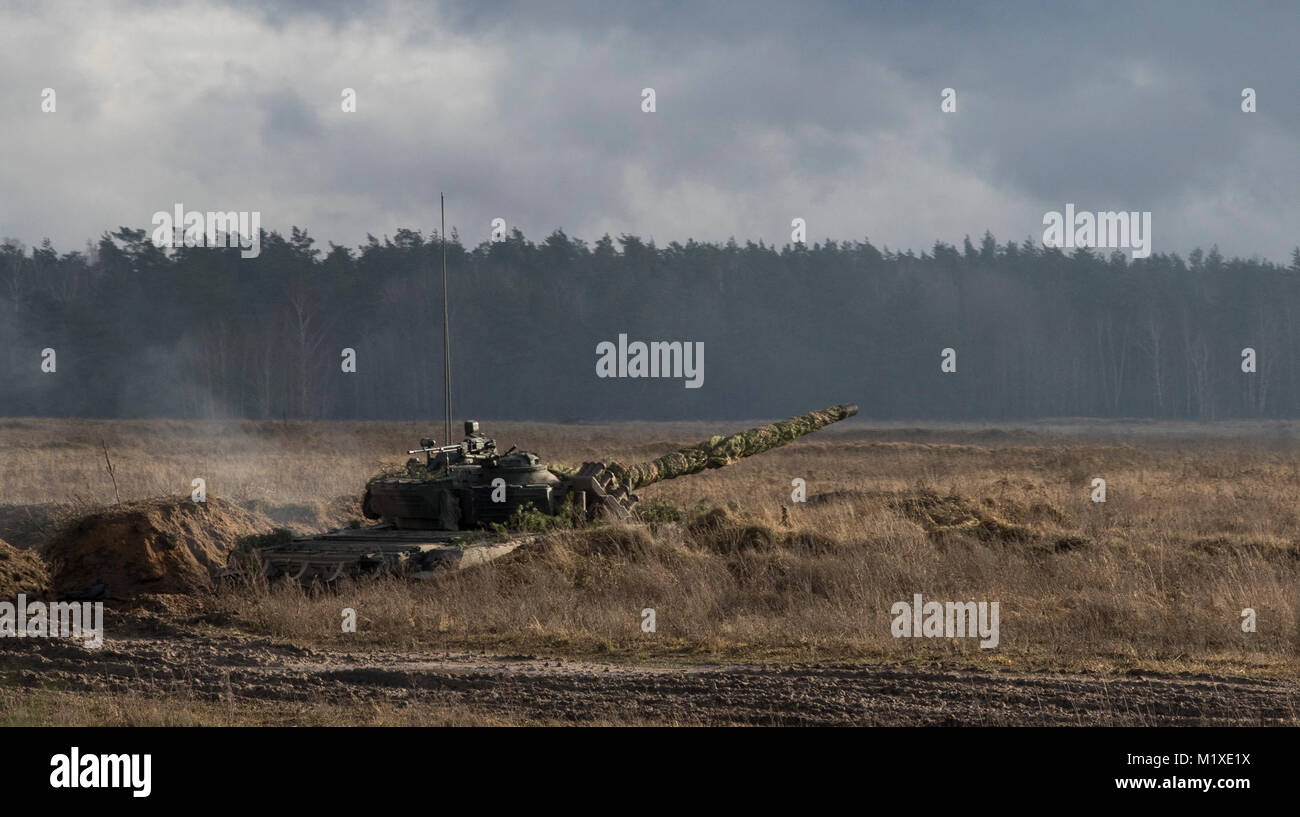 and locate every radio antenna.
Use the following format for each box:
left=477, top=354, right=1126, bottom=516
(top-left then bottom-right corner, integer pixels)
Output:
left=441, top=193, right=452, bottom=446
